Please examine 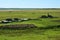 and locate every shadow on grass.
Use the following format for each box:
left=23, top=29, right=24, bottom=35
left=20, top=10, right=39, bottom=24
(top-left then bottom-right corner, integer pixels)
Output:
left=38, top=25, right=60, bottom=30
